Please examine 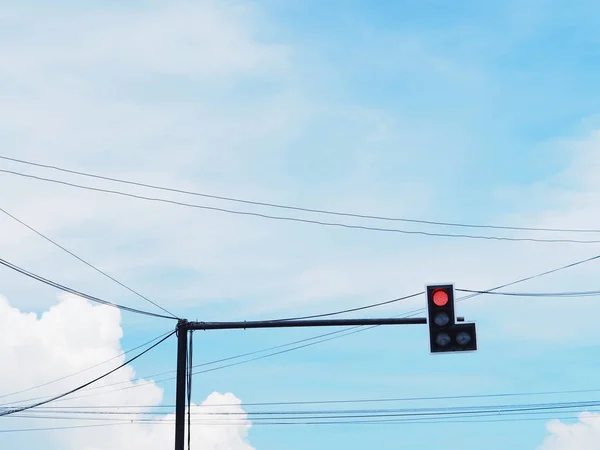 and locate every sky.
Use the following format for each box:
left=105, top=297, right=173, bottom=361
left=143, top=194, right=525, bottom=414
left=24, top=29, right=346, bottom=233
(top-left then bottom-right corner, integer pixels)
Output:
left=1, top=0, right=600, bottom=448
